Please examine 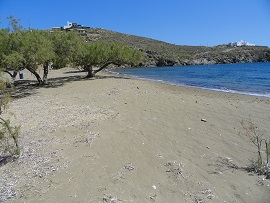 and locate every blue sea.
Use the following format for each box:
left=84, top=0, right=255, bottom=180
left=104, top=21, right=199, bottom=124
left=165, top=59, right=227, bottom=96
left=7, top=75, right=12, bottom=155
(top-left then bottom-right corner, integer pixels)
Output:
left=113, top=62, right=270, bottom=98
